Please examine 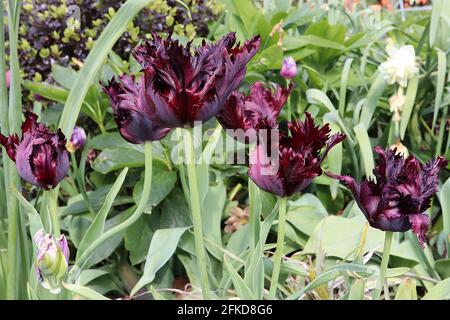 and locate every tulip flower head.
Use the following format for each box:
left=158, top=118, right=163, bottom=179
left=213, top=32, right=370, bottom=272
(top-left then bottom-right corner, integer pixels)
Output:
left=248, top=113, right=346, bottom=197
left=0, top=112, right=69, bottom=190
left=379, top=45, right=419, bottom=87
left=102, top=32, right=260, bottom=144
left=327, top=147, right=448, bottom=246
left=280, top=57, right=297, bottom=80
left=67, top=126, right=87, bottom=152
left=216, top=82, right=293, bottom=143
left=34, top=229, right=69, bottom=294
